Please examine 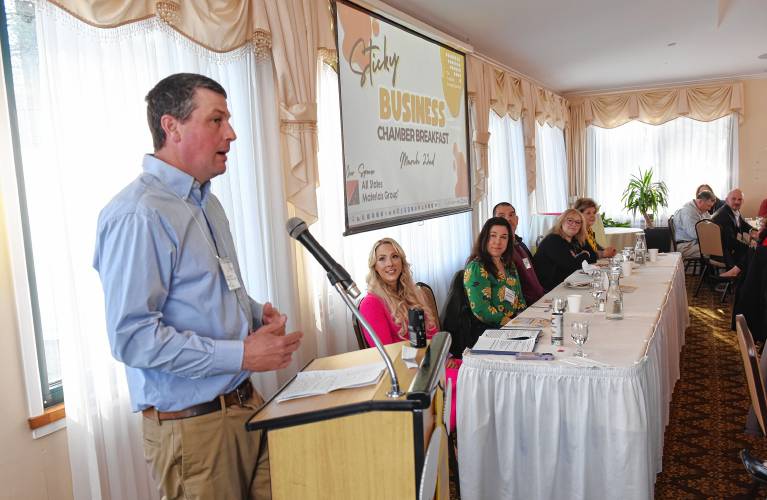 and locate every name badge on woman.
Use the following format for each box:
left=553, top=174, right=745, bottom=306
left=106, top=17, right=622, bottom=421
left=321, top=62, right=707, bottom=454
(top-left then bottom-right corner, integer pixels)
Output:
left=504, top=286, right=517, bottom=304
